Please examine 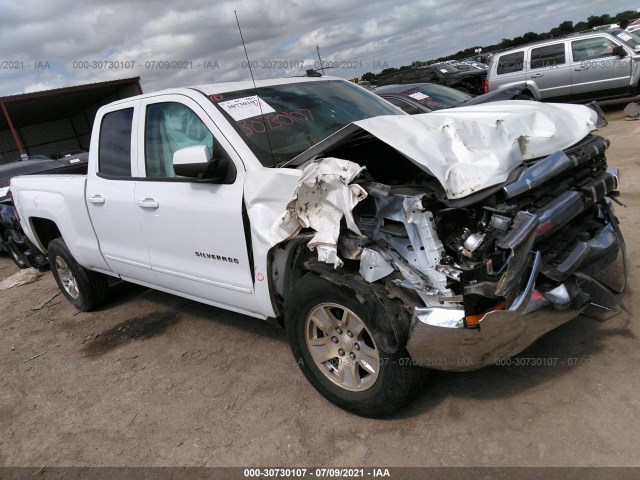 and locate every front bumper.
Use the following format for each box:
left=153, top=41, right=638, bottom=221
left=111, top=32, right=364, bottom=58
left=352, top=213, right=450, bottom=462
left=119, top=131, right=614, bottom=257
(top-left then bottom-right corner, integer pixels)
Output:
left=405, top=220, right=627, bottom=372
